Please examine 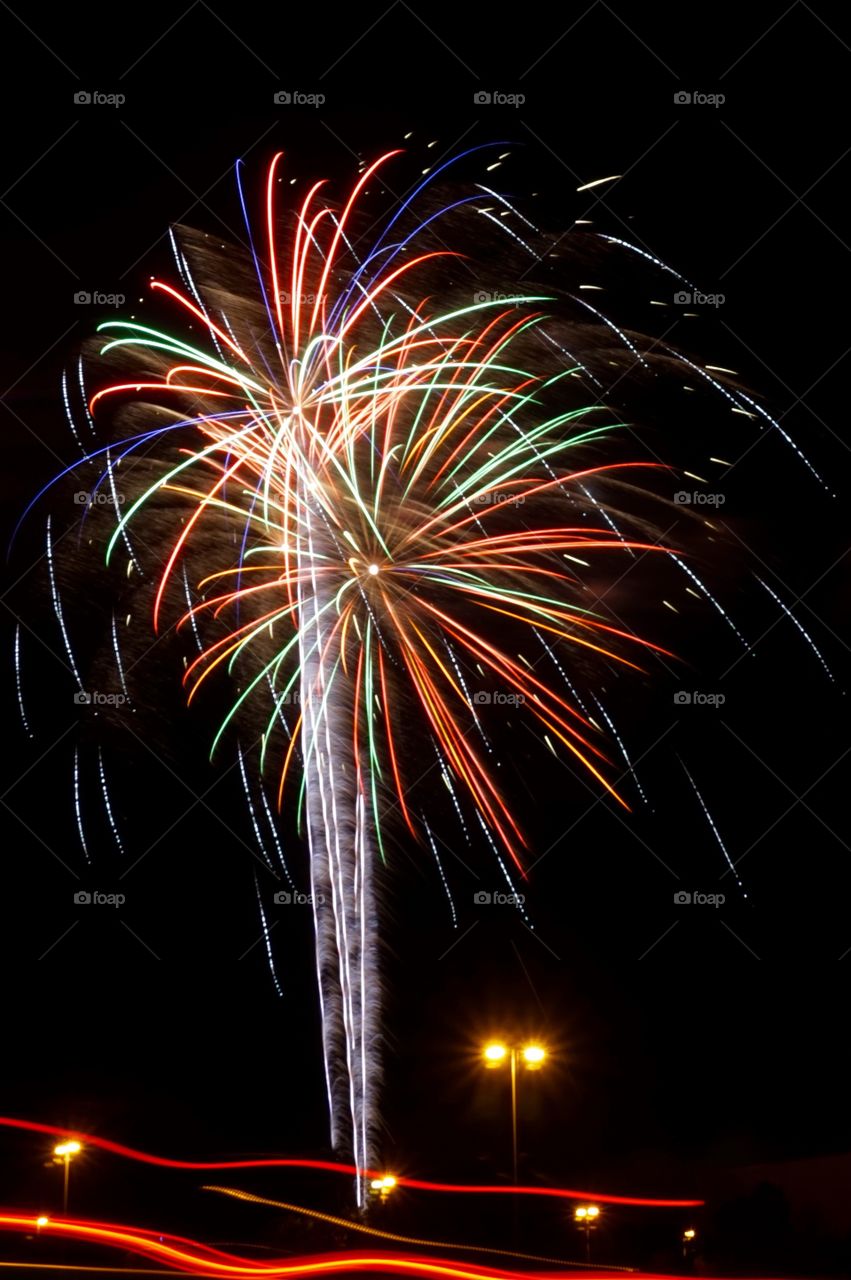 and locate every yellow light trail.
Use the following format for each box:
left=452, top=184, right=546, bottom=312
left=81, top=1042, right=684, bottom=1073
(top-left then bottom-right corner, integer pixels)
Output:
left=204, top=1186, right=636, bottom=1273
